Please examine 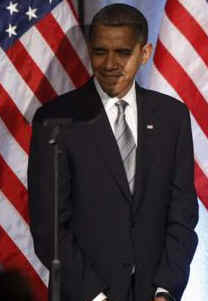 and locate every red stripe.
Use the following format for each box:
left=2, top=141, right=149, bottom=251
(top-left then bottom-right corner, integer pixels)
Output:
left=6, top=40, right=57, bottom=104
left=0, top=226, right=48, bottom=301
left=195, top=162, right=208, bottom=210
left=36, top=13, right=90, bottom=88
left=166, top=0, right=208, bottom=68
left=65, top=0, right=79, bottom=22
left=154, top=40, right=208, bottom=139
left=0, top=155, right=29, bottom=224
left=0, top=84, right=31, bottom=154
